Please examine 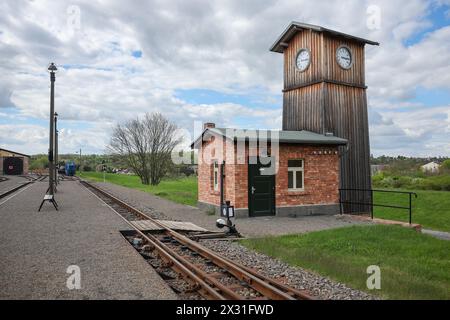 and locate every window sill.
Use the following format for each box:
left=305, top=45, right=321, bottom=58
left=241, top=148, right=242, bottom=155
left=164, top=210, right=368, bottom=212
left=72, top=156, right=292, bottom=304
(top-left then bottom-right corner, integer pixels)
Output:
left=287, top=190, right=309, bottom=196
left=210, top=190, right=220, bottom=196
